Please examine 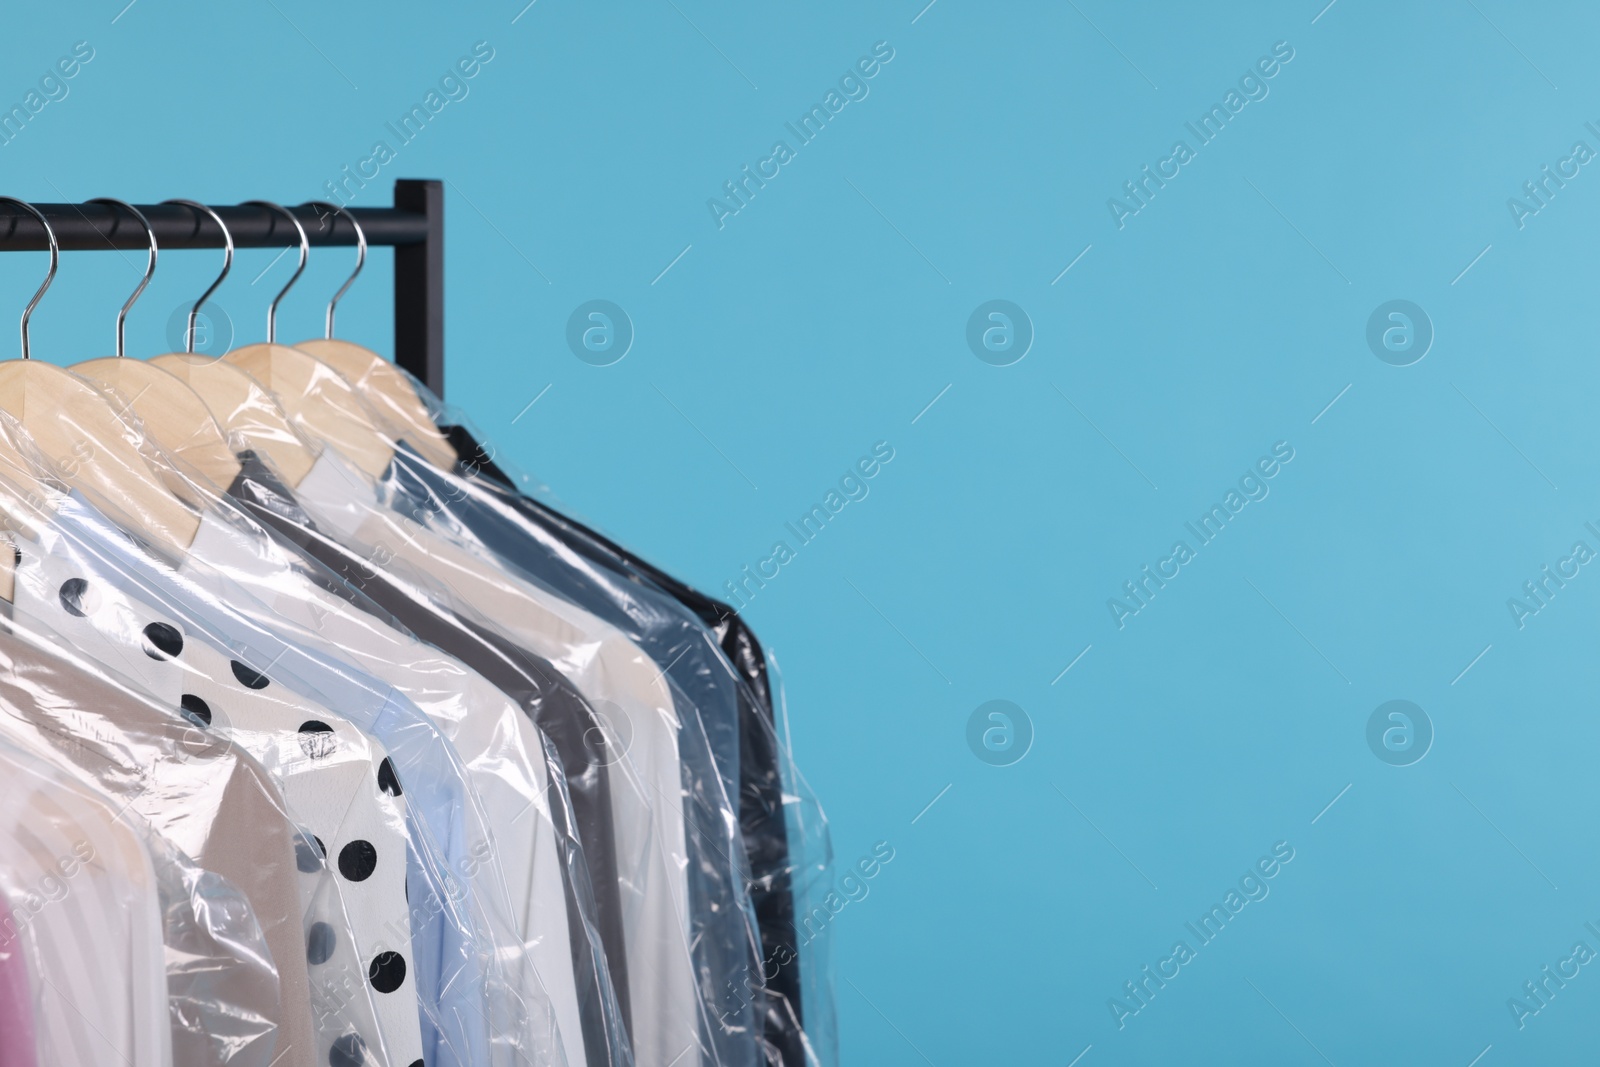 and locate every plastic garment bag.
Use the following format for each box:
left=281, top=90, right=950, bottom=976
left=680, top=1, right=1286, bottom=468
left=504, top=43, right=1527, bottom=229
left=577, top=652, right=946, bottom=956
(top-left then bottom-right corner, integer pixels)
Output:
left=0, top=734, right=168, bottom=1067
left=437, top=422, right=831, bottom=1065
left=289, top=445, right=734, bottom=1067
left=380, top=430, right=822, bottom=1065
left=172, top=465, right=622, bottom=1067
left=6, top=525, right=423, bottom=1067
left=0, top=622, right=286, bottom=1067
left=0, top=408, right=565, bottom=1067
left=88, top=354, right=628, bottom=1067
left=63, top=507, right=562, bottom=1067
left=227, top=450, right=632, bottom=1067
